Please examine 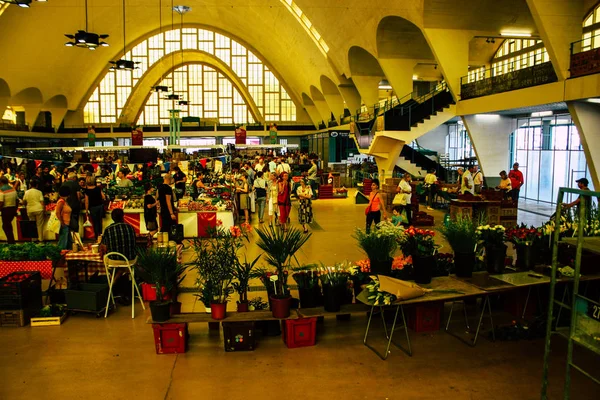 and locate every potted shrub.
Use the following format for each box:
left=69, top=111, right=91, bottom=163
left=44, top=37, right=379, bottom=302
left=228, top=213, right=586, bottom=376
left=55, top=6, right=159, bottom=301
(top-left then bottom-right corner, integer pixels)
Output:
left=232, top=255, right=261, bottom=312
left=256, top=225, right=311, bottom=318
left=136, top=246, right=185, bottom=322
left=506, top=225, right=542, bottom=271
left=476, top=224, right=507, bottom=274
left=292, top=265, right=321, bottom=308
left=398, top=227, right=439, bottom=283
left=353, top=221, right=404, bottom=276
left=318, top=264, right=350, bottom=312
left=440, top=215, right=478, bottom=278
